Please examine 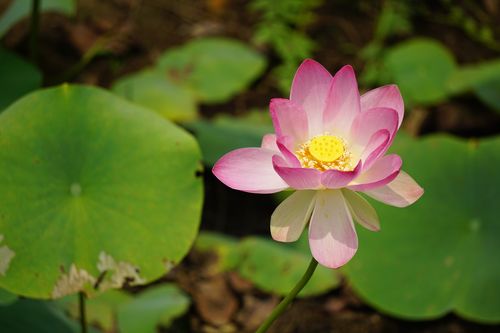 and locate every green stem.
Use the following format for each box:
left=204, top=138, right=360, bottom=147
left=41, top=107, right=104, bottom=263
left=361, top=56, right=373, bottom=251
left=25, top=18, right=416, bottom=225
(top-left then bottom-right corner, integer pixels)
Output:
left=255, top=257, right=318, bottom=333
left=29, top=0, right=41, bottom=63
left=79, top=291, right=87, bottom=333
